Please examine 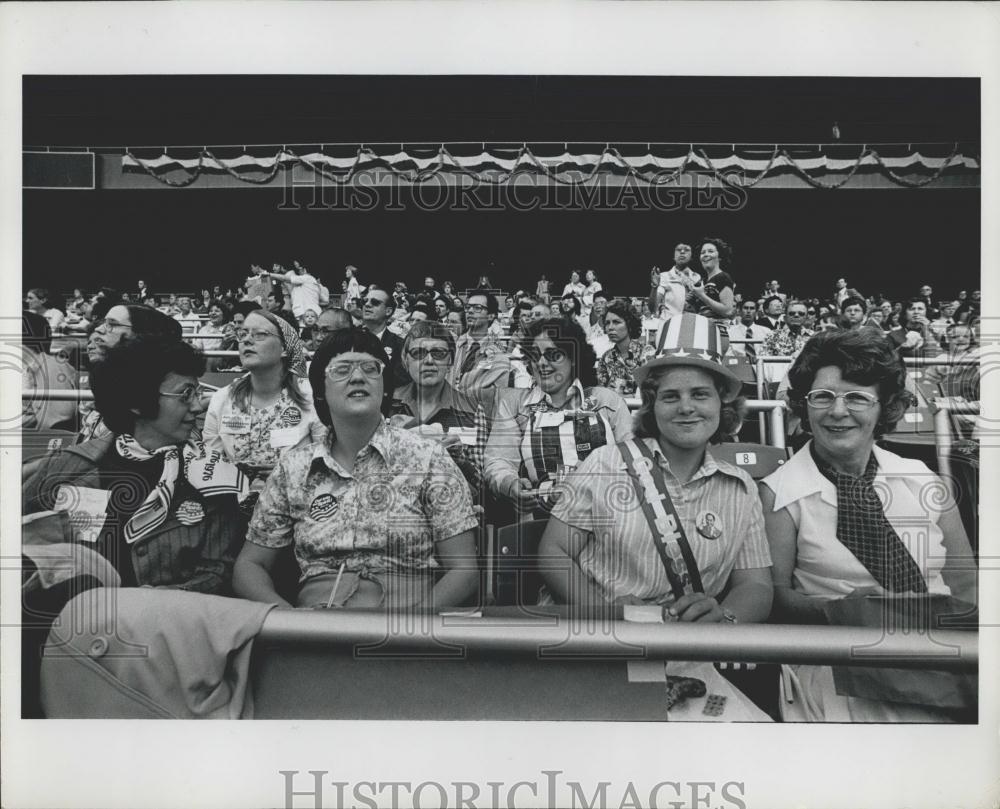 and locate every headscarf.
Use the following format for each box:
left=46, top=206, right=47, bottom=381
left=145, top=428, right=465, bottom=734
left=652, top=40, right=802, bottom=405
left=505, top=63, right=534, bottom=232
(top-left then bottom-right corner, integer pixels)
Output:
left=255, top=310, right=308, bottom=376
